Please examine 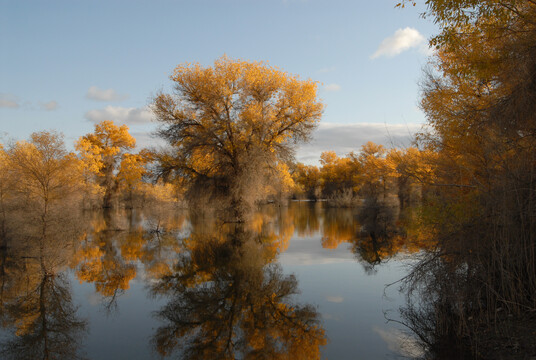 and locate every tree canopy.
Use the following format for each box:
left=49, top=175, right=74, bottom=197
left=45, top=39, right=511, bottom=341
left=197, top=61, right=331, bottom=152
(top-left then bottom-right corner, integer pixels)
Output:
left=395, top=1, right=536, bottom=355
left=76, top=121, right=150, bottom=208
left=152, top=56, right=323, bottom=216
